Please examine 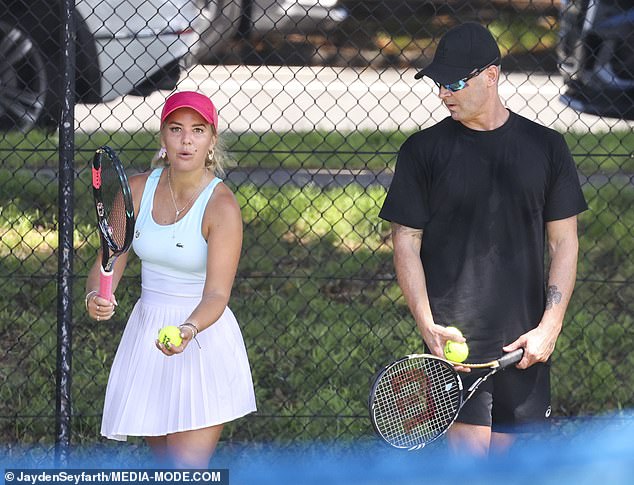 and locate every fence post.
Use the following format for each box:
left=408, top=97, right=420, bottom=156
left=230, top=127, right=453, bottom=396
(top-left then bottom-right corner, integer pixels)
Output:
left=55, top=0, right=76, bottom=467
